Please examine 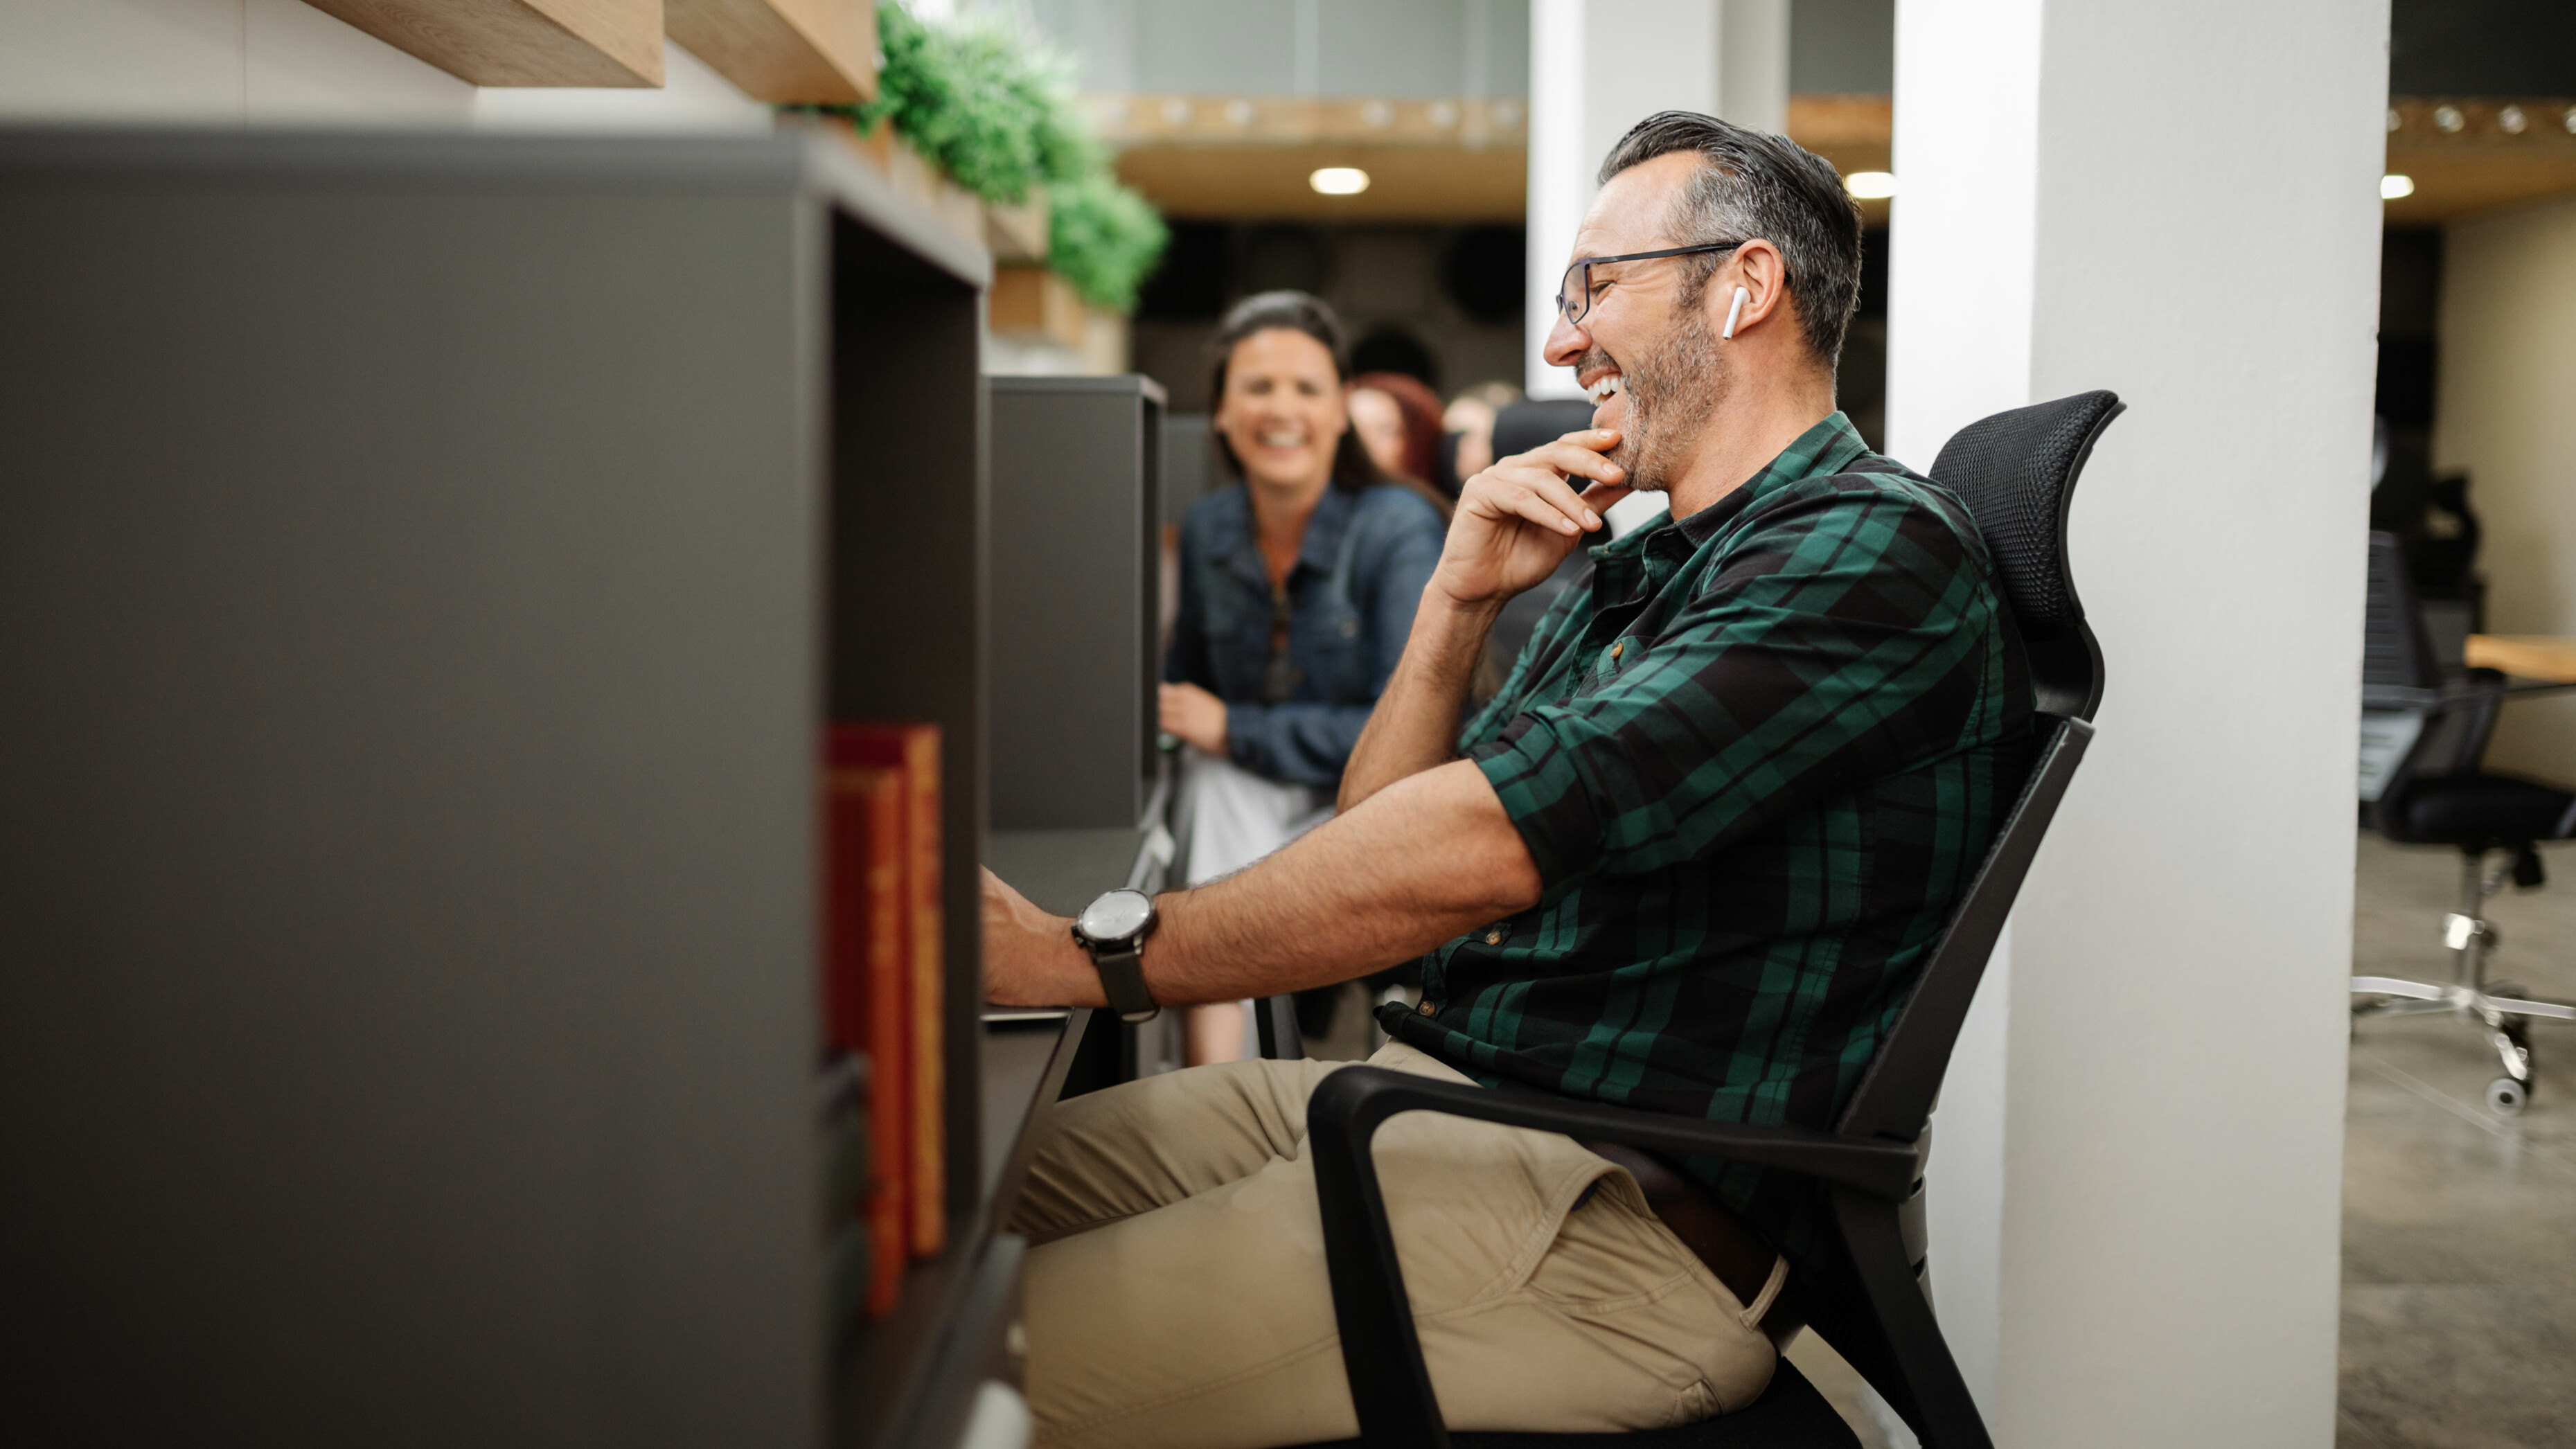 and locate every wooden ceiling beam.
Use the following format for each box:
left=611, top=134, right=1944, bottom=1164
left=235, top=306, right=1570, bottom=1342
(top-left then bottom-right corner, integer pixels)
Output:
left=666, top=0, right=877, bottom=103
left=302, top=0, right=663, bottom=87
